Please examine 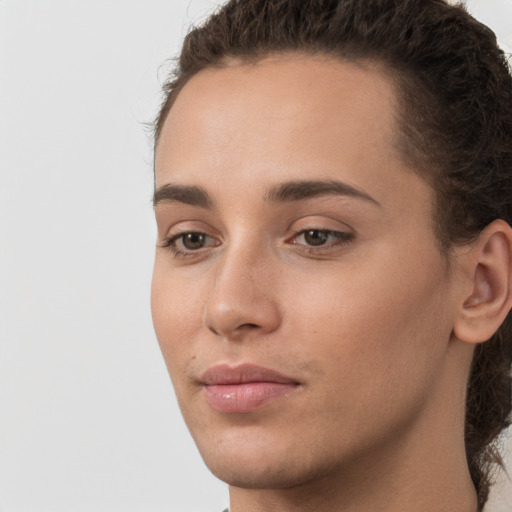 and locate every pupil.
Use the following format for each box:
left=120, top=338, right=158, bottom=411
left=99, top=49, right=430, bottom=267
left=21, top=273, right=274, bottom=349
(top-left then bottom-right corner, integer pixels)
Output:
left=183, top=233, right=205, bottom=250
left=304, top=230, right=328, bottom=246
